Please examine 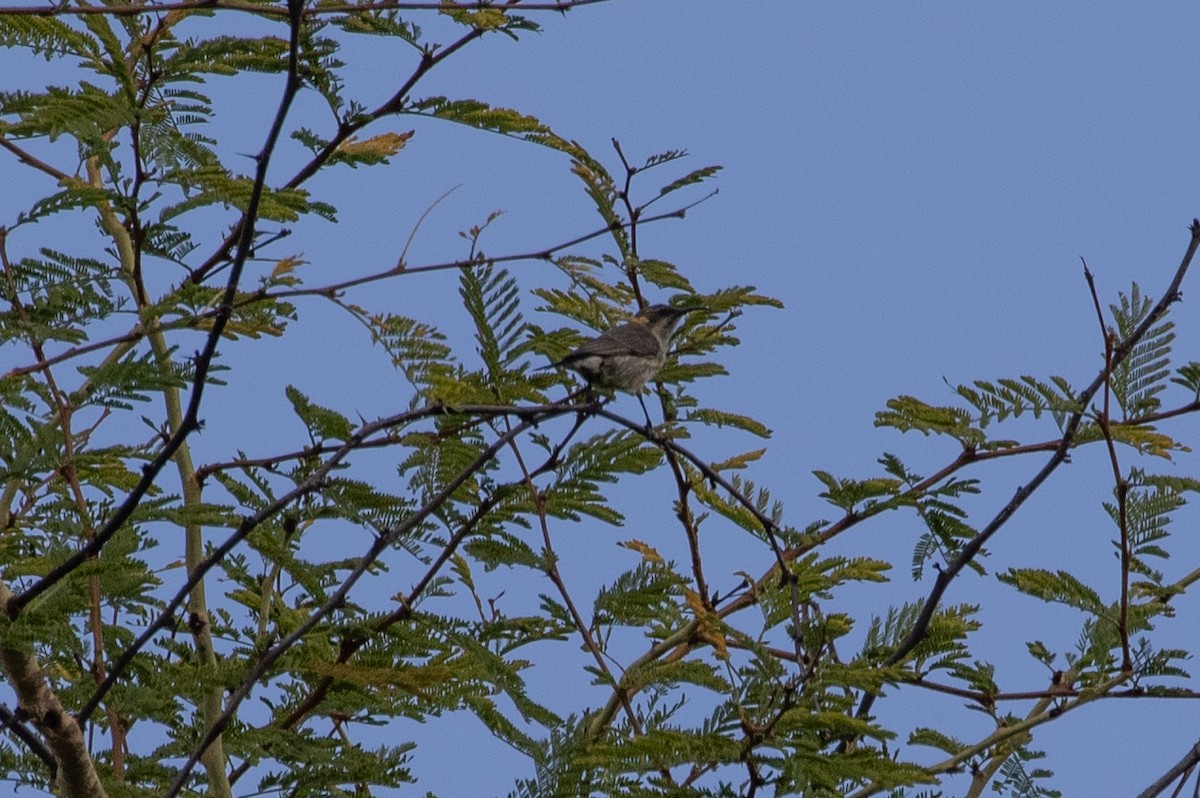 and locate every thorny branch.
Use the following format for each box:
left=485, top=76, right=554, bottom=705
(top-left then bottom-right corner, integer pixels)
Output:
left=162, top=408, right=555, bottom=798
left=5, top=0, right=308, bottom=620
left=838, top=221, right=1200, bottom=790
left=1084, top=260, right=1134, bottom=674
left=876, top=222, right=1197, bottom=661
left=580, top=223, right=1200, bottom=765
left=1, top=200, right=706, bottom=383
left=0, top=0, right=611, bottom=19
